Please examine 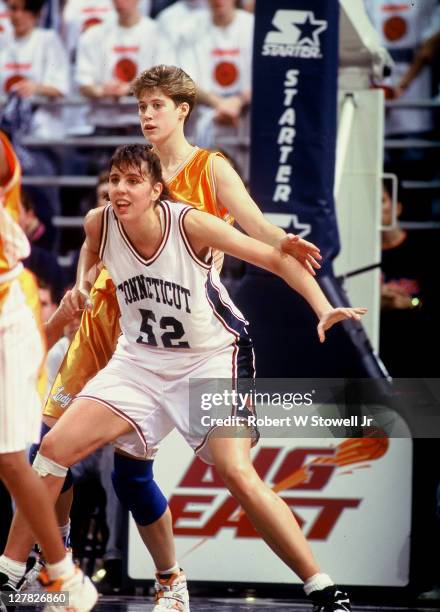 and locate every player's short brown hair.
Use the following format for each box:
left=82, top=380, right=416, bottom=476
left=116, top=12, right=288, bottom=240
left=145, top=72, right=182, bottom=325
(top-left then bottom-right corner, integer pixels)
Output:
left=109, top=144, right=173, bottom=202
left=131, top=65, right=197, bottom=122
